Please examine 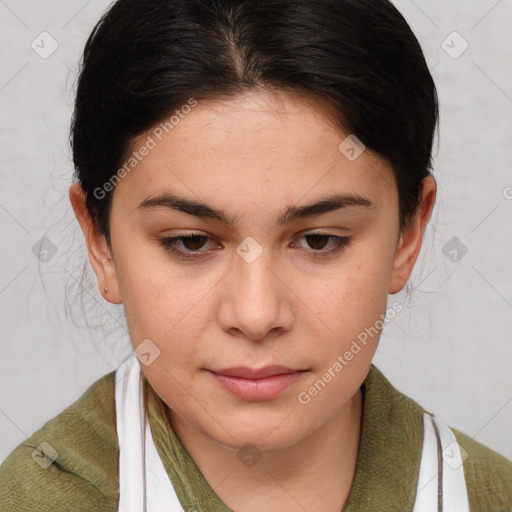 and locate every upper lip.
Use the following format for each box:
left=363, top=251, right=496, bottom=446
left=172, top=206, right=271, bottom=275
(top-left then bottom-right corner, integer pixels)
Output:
left=210, top=365, right=303, bottom=379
